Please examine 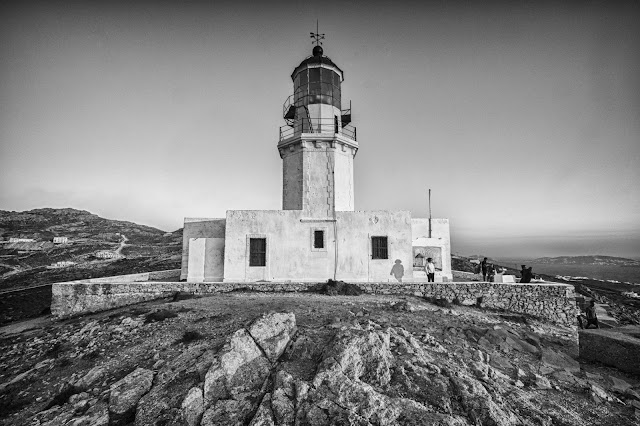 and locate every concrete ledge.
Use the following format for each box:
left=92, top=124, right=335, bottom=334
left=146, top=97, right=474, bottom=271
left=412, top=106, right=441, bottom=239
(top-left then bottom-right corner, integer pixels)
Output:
left=579, top=326, right=640, bottom=374
left=51, top=275, right=577, bottom=325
